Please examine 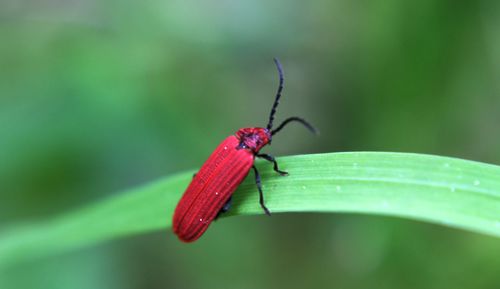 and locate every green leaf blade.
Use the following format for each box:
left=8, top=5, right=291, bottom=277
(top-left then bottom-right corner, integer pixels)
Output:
left=232, top=153, right=500, bottom=234
left=1, top=152, right=499, bottom=268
